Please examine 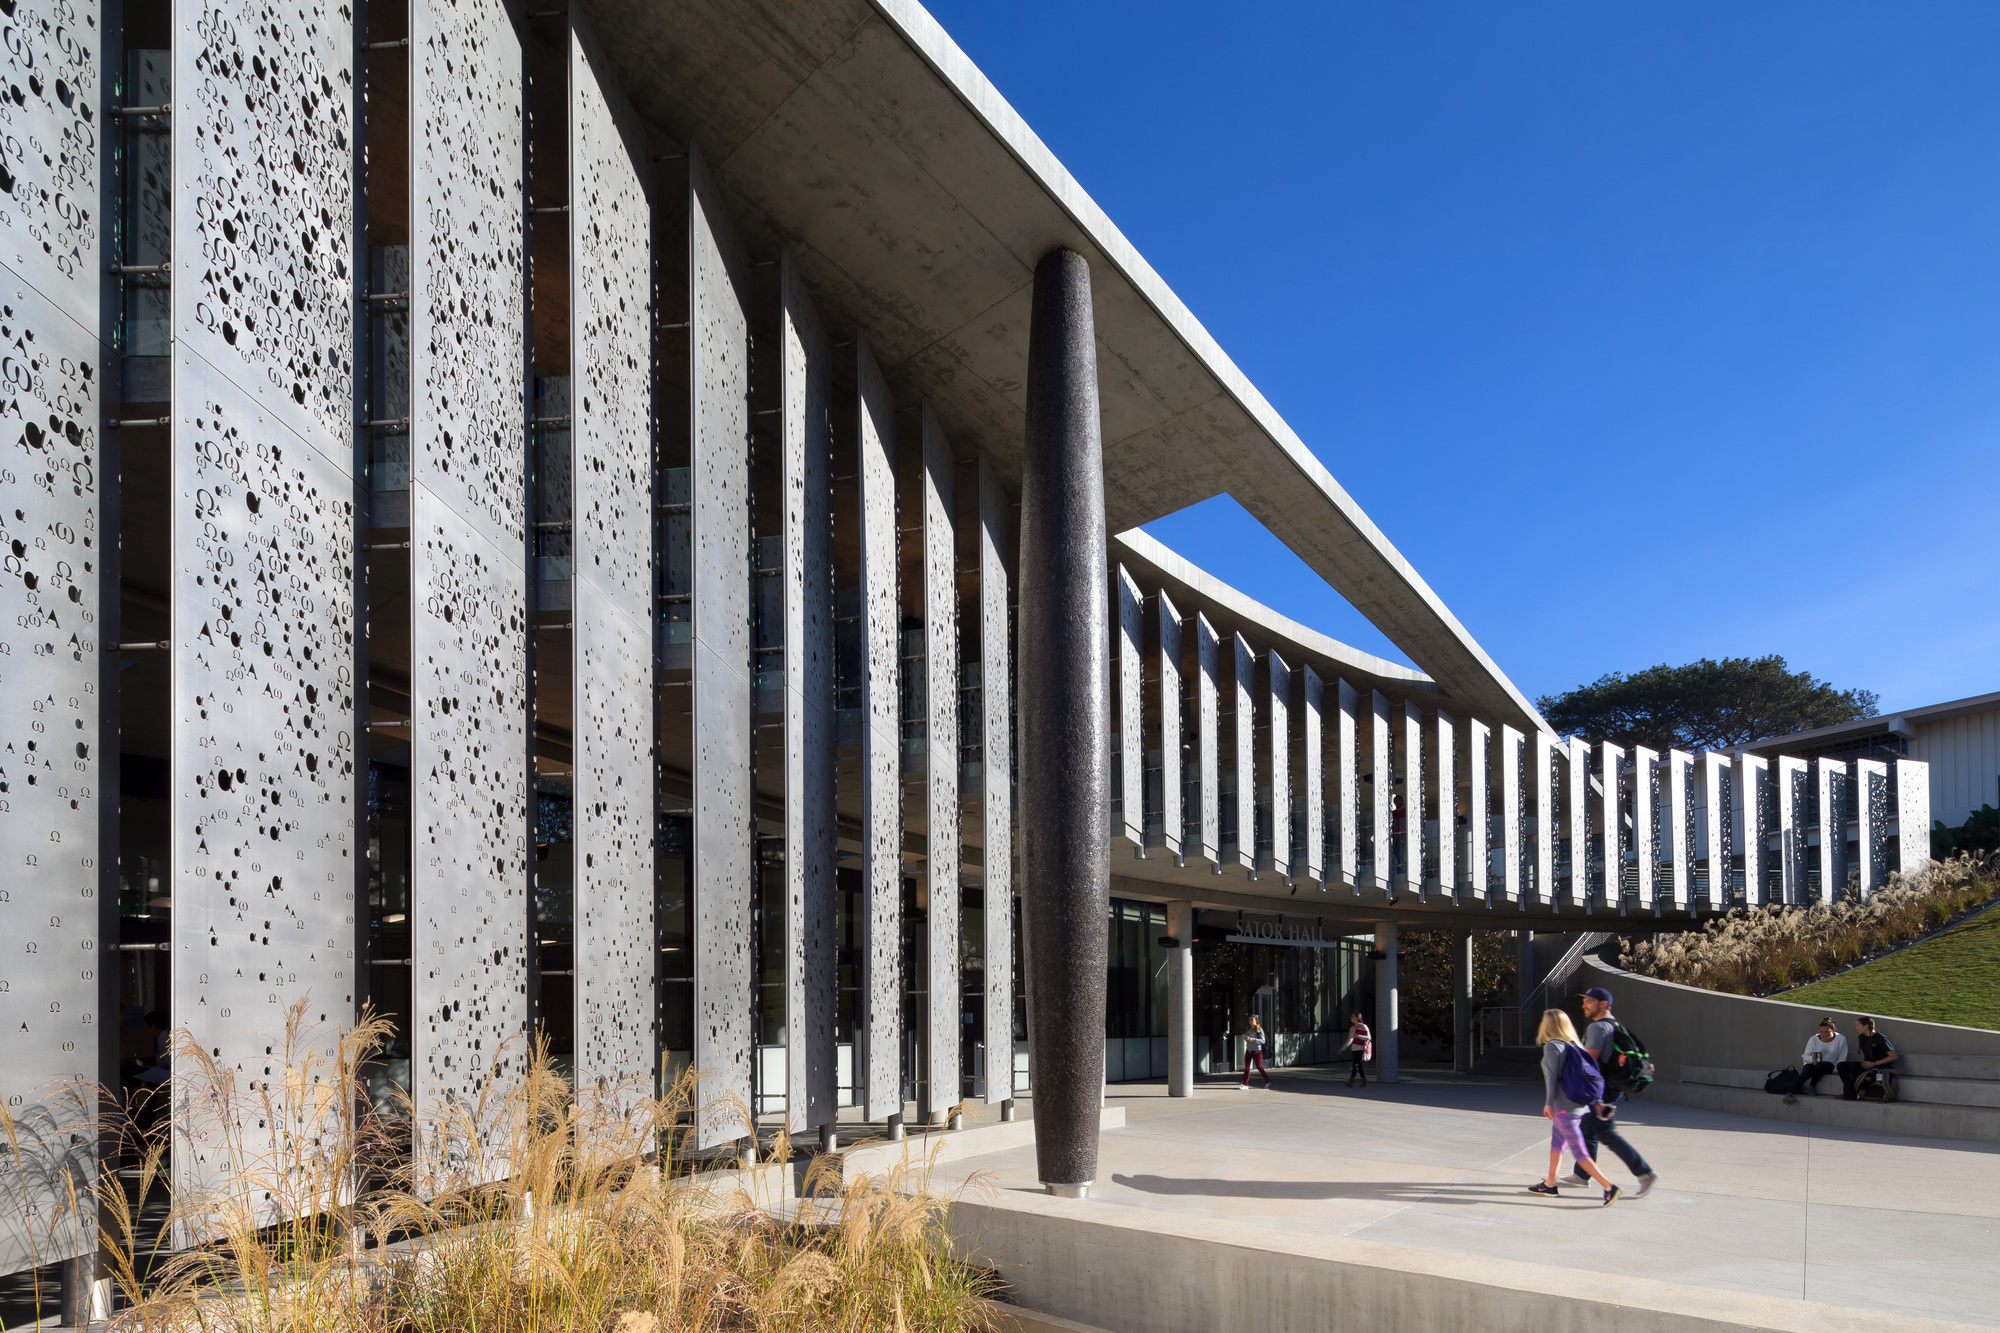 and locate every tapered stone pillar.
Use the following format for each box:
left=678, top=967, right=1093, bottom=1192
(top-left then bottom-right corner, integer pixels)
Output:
left=1019, top=248, right=1111, bottom=1197
left=1452, top=929, right=1474, bottom=1074
left=1167, top=900, right=1196, bottom=1097
left=1374, top=922, right=1400, bottom=1084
